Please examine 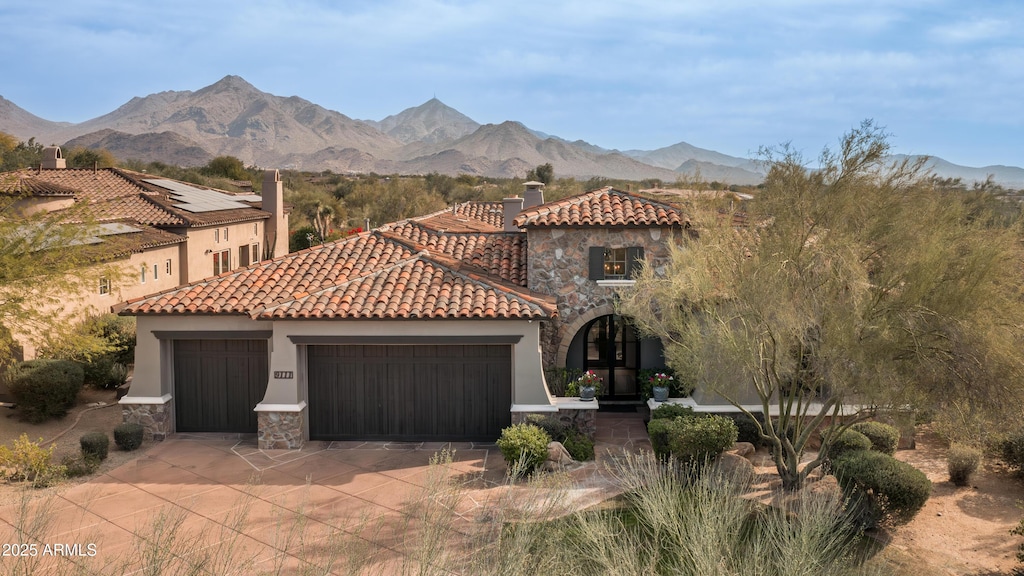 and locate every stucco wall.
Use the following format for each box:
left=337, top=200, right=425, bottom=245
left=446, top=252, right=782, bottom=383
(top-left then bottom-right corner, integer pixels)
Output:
left=181, top=220, right=264, bottom=284
left=525, top=226, right=684, bottom=367
left=125, top=315, right=552, bottom=415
